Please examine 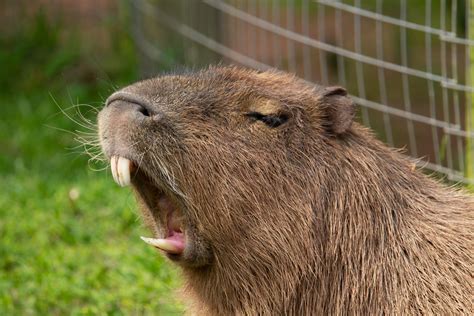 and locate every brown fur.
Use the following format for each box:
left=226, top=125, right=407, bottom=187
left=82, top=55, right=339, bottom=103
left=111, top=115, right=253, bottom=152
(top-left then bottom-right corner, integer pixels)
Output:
left=98, top=66, right=473, bottom=315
